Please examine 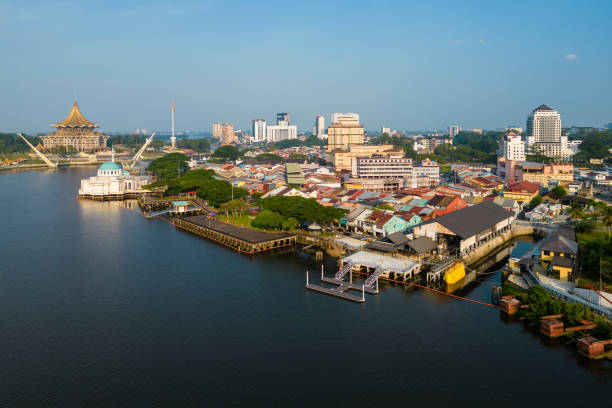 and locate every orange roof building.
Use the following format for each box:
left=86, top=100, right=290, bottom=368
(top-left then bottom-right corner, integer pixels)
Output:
left=40, top=101, right=109, bottom=151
